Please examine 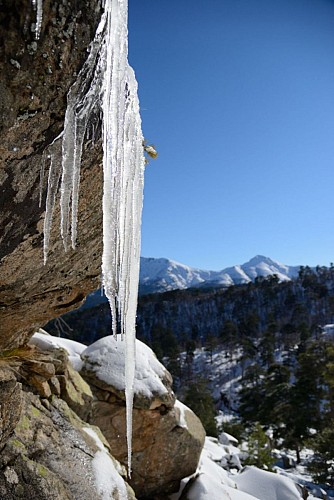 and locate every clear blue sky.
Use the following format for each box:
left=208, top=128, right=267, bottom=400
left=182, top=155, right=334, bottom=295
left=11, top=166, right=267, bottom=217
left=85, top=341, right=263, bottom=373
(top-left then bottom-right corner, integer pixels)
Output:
left=128, top=0, right=334, bottom=270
